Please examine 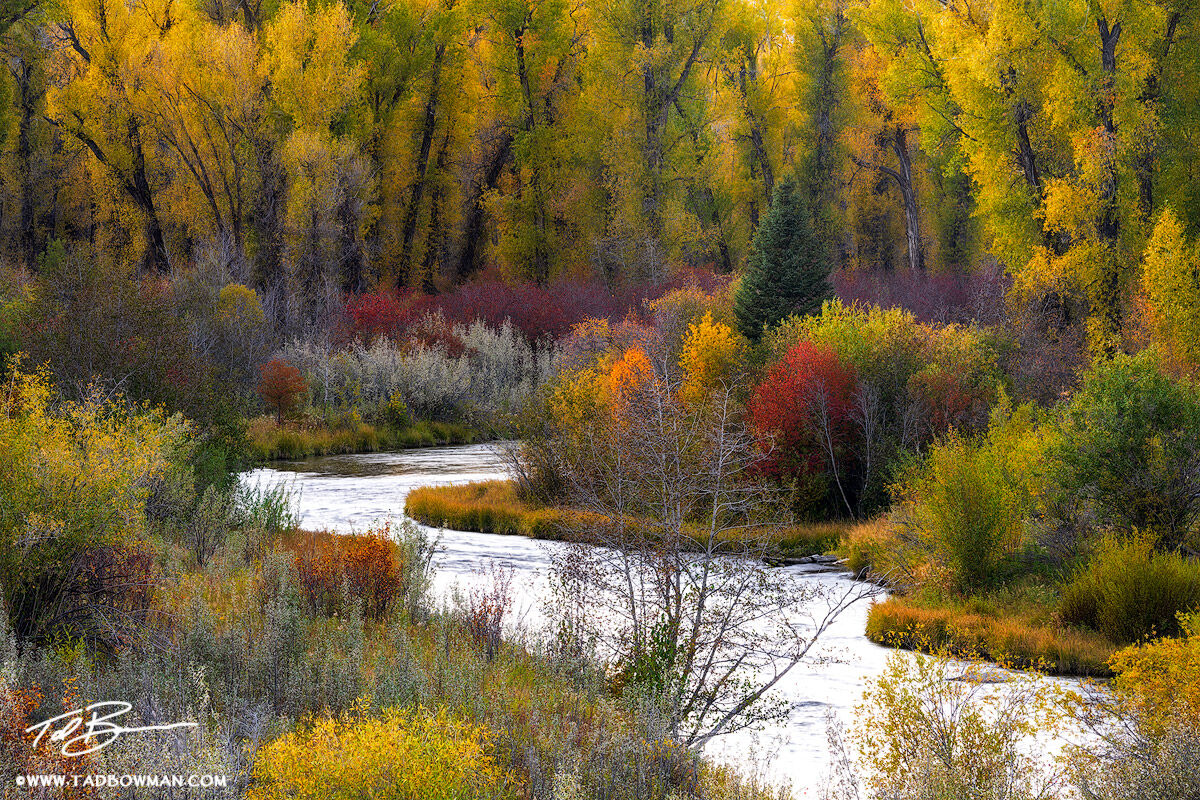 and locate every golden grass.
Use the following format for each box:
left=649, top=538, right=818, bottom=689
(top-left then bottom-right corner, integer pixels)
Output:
left=838, top=516, right=904, bottom=577
left=406, top=480, right=848, bottom=557
left=866, top=596, right=1118, bottom=677
left=247, top=415, right=478, bottom=460
left=405, top=480, right=608, bottom=541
